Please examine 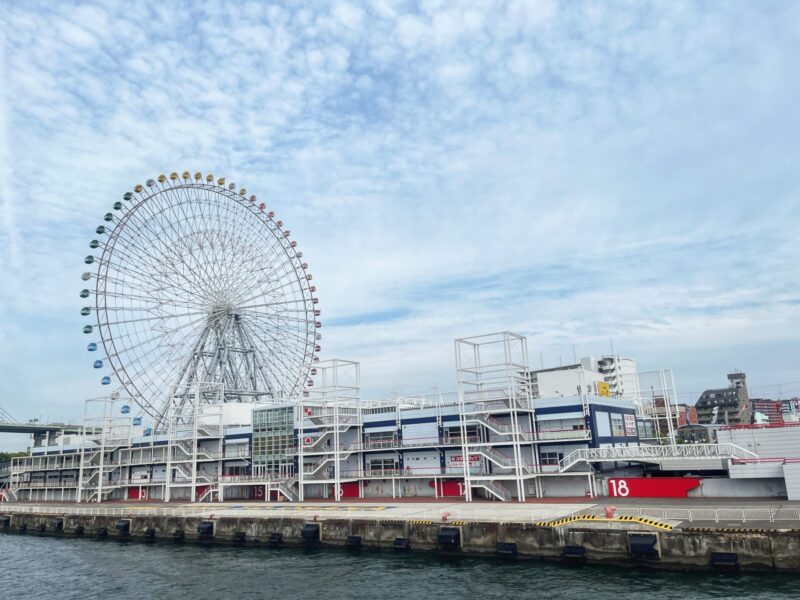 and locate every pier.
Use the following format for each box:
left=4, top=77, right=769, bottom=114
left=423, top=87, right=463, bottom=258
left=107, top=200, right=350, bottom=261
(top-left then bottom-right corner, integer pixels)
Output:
left=5, top=499, right=800, bottom=572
